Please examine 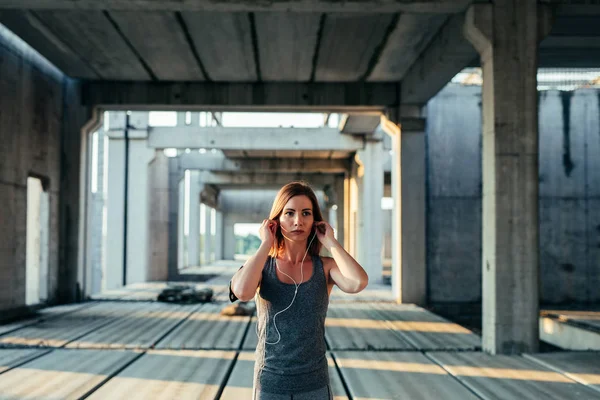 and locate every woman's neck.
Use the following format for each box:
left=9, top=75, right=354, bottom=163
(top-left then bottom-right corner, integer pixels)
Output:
left=280, top=239, right=309, bottom=265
